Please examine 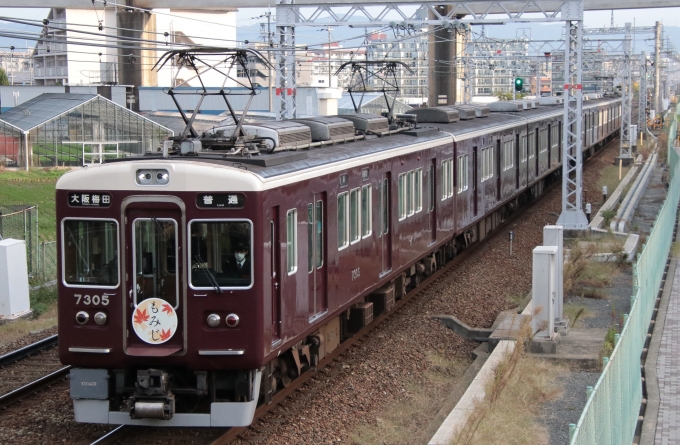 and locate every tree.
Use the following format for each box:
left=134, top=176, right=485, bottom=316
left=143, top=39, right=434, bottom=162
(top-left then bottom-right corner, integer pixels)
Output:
left=0, top=68, right=9, bottom=86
